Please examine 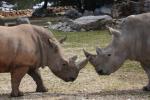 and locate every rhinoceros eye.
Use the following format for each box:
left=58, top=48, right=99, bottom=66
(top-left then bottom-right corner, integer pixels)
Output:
left=62, top=63, right=67, bottom=66
left=107, top=54, right=111, bottom=57
left=62, top=61, right=68, bottom=67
